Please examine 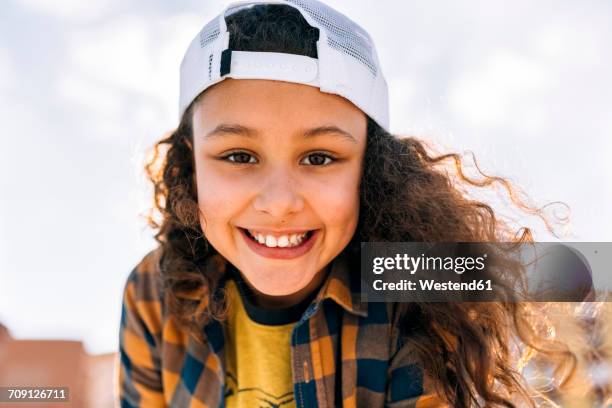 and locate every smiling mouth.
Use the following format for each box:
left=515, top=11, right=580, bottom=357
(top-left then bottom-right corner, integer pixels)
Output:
left=240, top=228, right=315, bottom=248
